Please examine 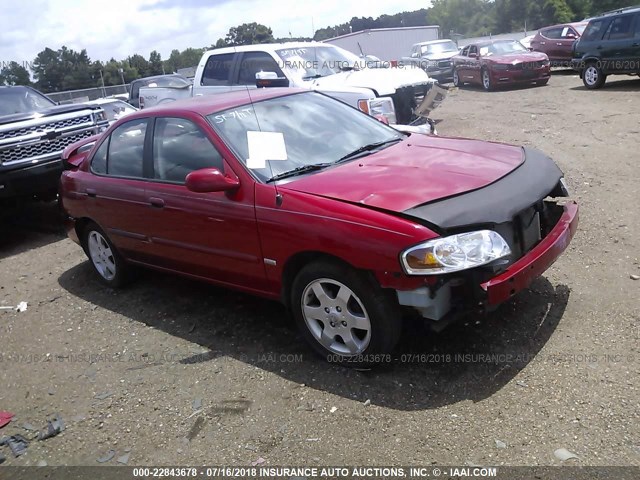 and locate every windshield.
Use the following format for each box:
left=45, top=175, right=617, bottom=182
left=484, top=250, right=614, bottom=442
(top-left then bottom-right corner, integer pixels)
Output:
left=209, top=92, right=402, bottom=182
left=0, top=87, right=56, bottom=116
left=421, top=41, right=458, bottom=55
left=480, top=41, right=528, bottom=56
left=576, top=24, right=587, bottom=35
left=276, top=46, right=360, bottom=79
